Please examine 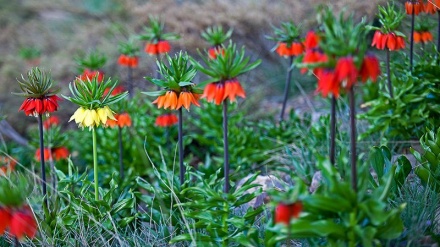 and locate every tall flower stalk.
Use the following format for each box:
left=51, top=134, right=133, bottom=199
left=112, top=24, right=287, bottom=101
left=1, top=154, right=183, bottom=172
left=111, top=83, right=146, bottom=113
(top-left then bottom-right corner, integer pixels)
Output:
left=405, top=0, right=423, bottom=71
left=369, top=3, right=405, bottom=98
left=15, top=67, right=60, bottom=207
left=106, top=113, right=132, bottom=179
left=64, top=76, right=127, bottom=200
left=118, top=38, right=140, bottom=95
left=139, top=16, right=180, bottom=80
left=267, top=21, right=305, bottom=121
left=144, top=52, right=201, bottom=185
left=191, top=42, right=261, bottom=193
left=302, top=7, right=380, bottom=191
